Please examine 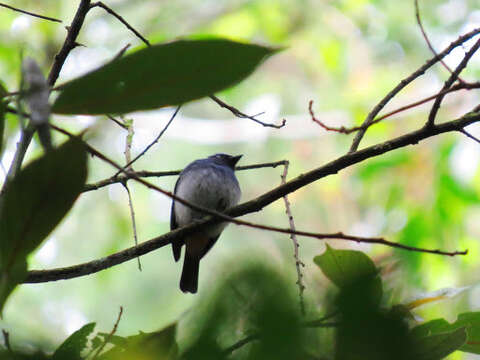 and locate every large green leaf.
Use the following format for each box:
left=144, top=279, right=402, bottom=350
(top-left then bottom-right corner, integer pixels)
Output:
left=314, top=245, right=379, bottom=287
left=0, top=137, right=88, bottom=312
left=411, top=312, right=480, bottom=354
left=52, top=322, right=96, bottom=360
left=314, top=245, right=382, bottom=307
left=52, top=39, right=278, bottom=115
